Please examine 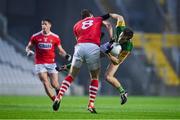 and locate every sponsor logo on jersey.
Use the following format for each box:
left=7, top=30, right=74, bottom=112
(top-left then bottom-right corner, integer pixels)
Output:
left=38, top=43, right=52, bottom=49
